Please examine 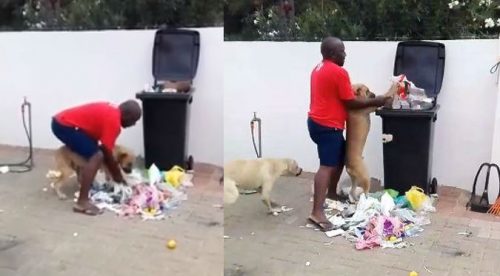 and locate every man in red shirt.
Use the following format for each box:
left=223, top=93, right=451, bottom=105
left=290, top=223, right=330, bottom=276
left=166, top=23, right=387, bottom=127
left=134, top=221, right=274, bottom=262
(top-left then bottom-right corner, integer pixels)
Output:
left=307, top=37, right=391, bottom=231
left=51, top=100, right=141, bottom=215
